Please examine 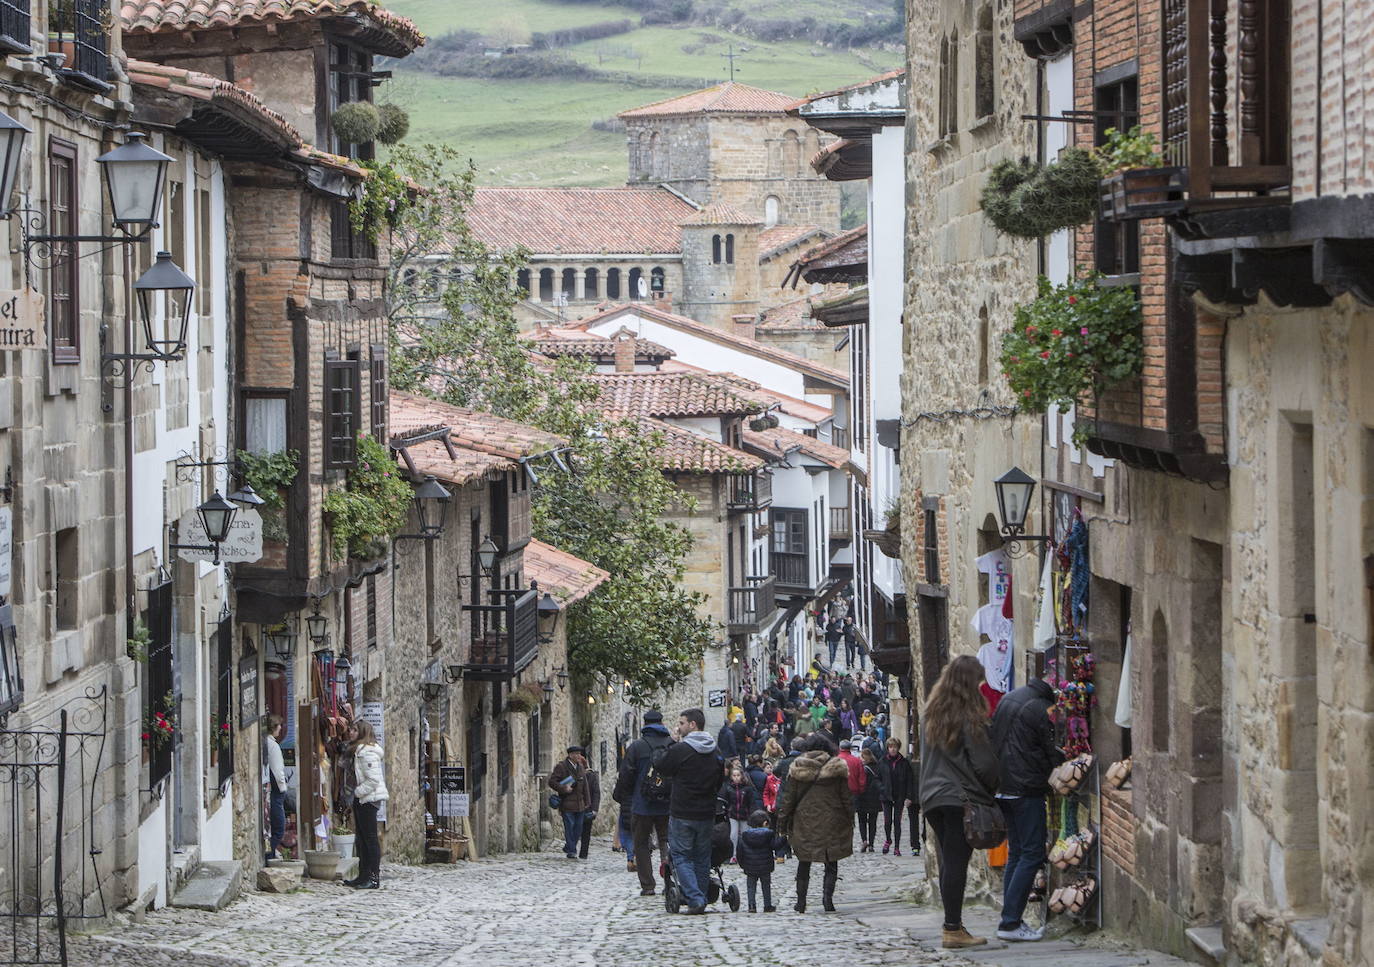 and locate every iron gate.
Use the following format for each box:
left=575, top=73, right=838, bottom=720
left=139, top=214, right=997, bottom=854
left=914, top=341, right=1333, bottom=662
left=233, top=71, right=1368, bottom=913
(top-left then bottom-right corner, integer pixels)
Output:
left=0, top=686, right=108, bottom=966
